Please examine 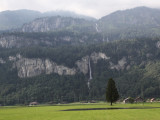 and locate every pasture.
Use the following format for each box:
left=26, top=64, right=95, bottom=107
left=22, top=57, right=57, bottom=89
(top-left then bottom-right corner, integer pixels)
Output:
left=0, top=103, right=160, bottom=120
